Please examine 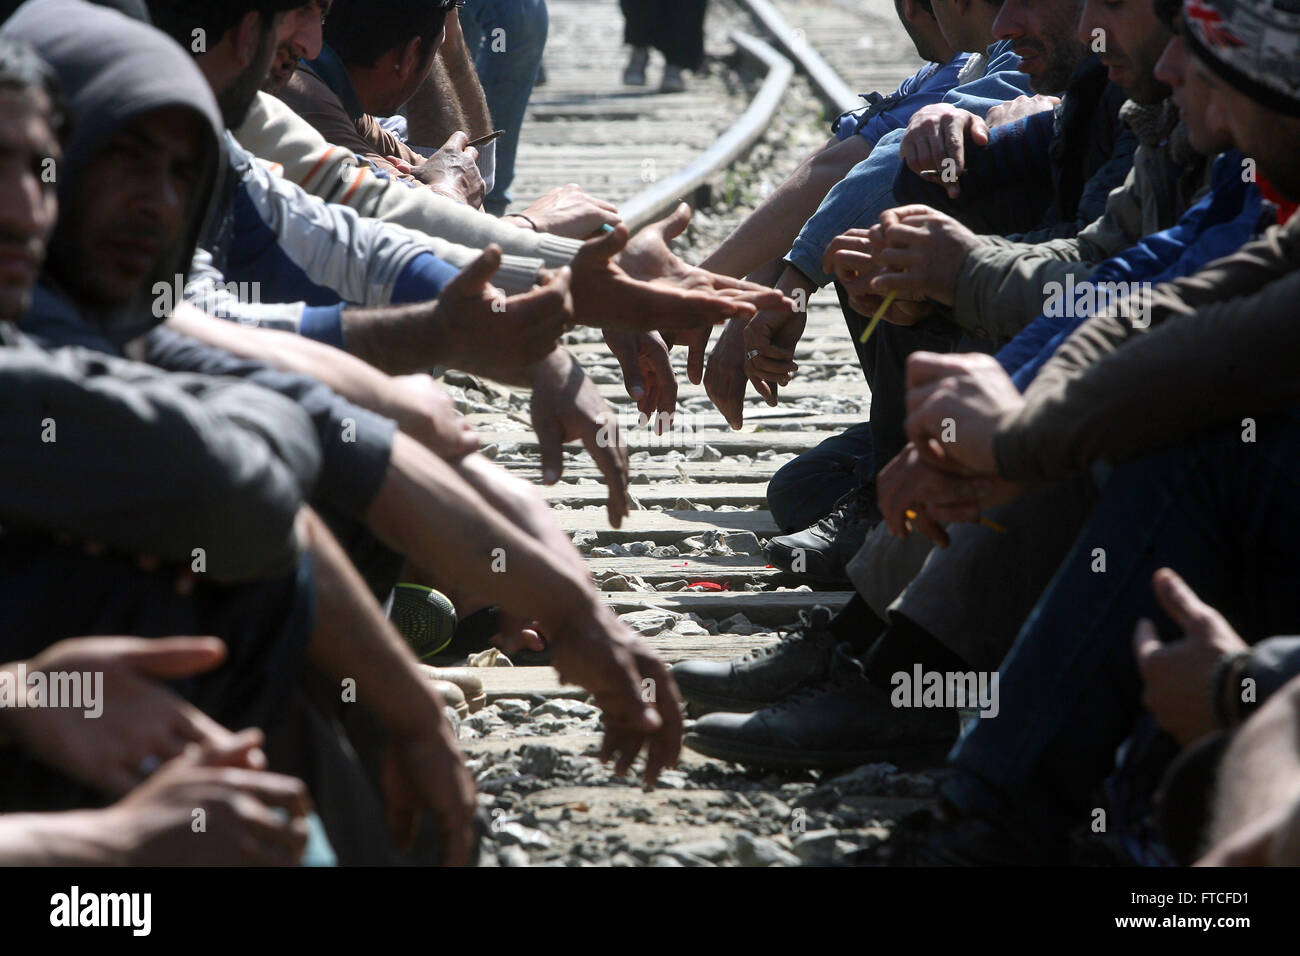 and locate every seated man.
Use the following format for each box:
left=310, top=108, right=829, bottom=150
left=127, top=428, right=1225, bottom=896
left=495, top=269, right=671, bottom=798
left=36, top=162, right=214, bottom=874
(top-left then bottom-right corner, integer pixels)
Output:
left=673, top=0, right=1275, bottom=769
left=229, top=0, right=790, bottom=420
left=278, top=0, right=489, bottom=199
left=718, top=0, right=1138, bottom=588
left=694, top=0, right=1032, bottom=428
left=131, top=0, right=776, bottom=528
left=1, top=10, right=683, bottom=862
left=742, top=0, right=1138, bottom=587
left=0, top=32, right=482, bottom=862
left=854, top=0, right=1300, bottom=861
